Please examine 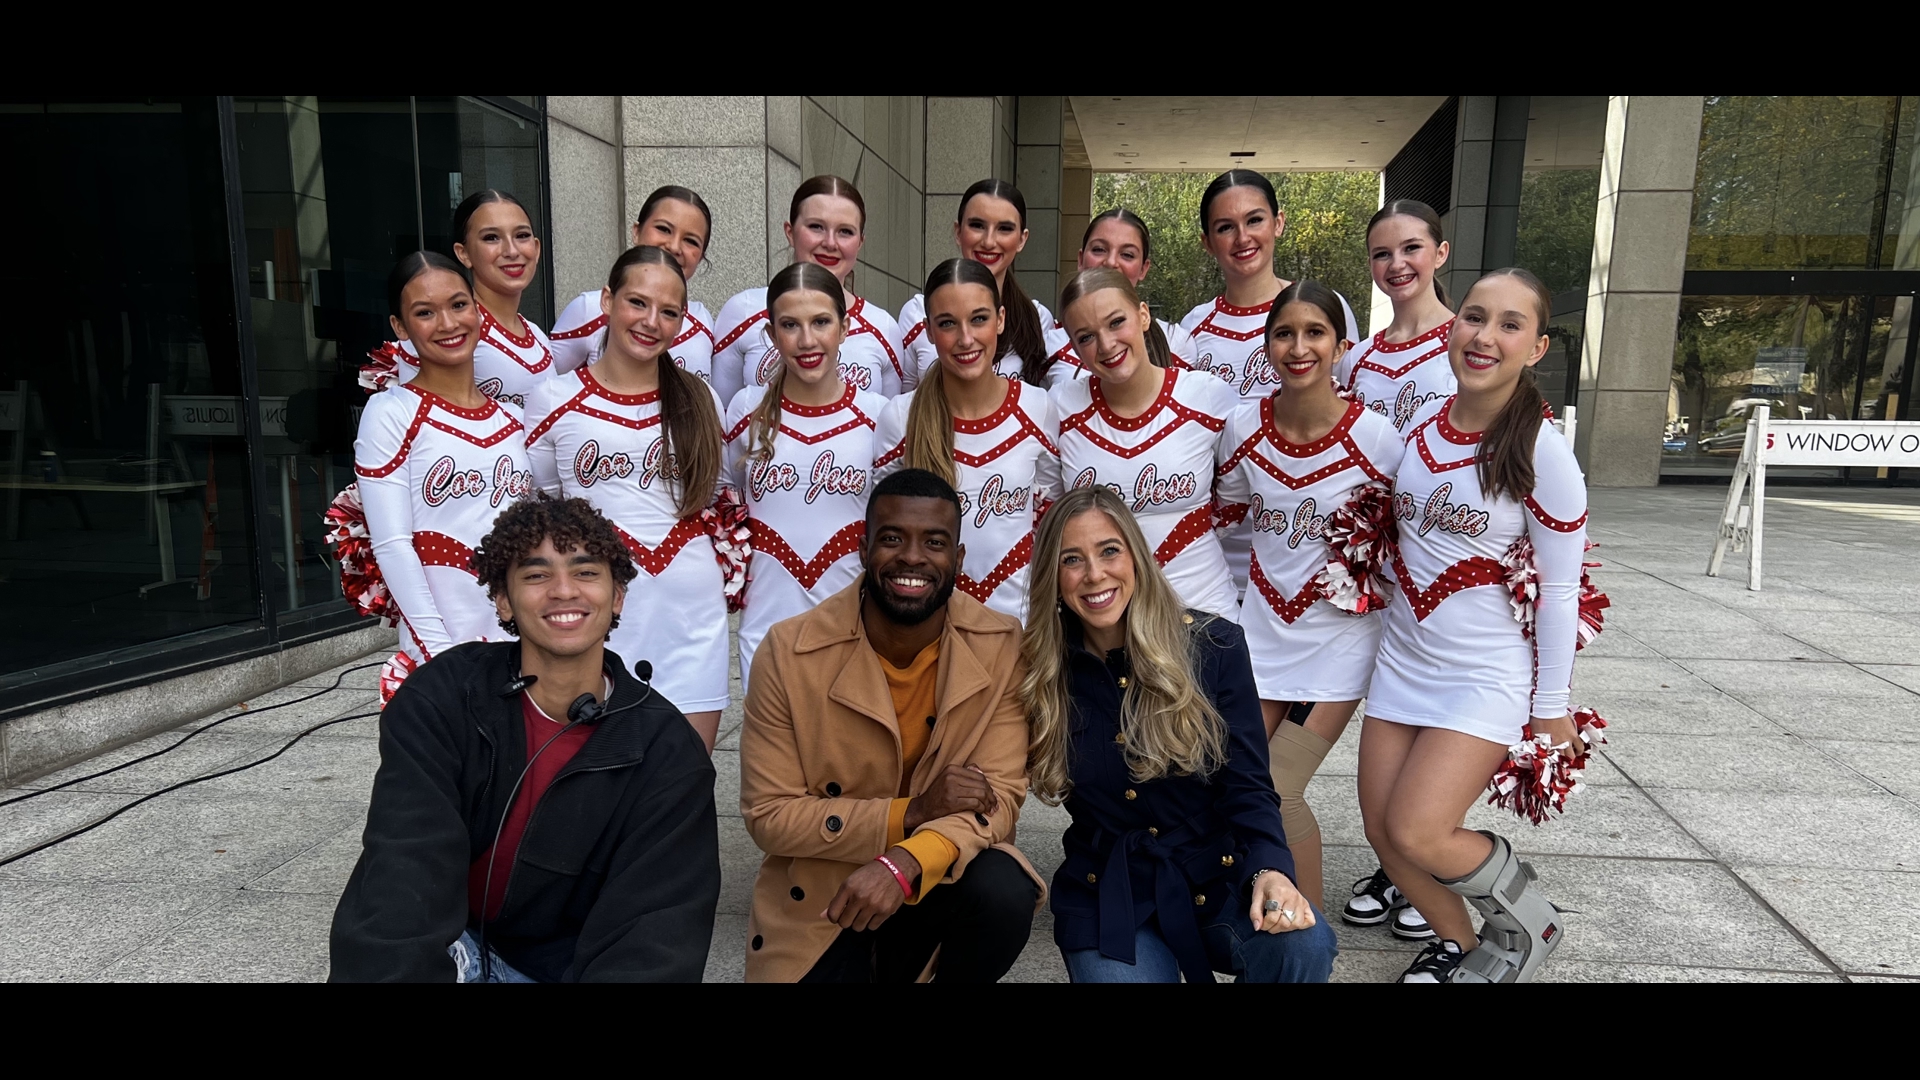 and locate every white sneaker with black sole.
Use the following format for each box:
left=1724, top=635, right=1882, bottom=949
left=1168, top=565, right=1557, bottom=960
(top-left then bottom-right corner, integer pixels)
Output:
left=1391, top=902, right=1436, bottom=940
left=1397, top=939, right=1467, bottom=982
left=1342, top=868, right=1402, bottom=926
